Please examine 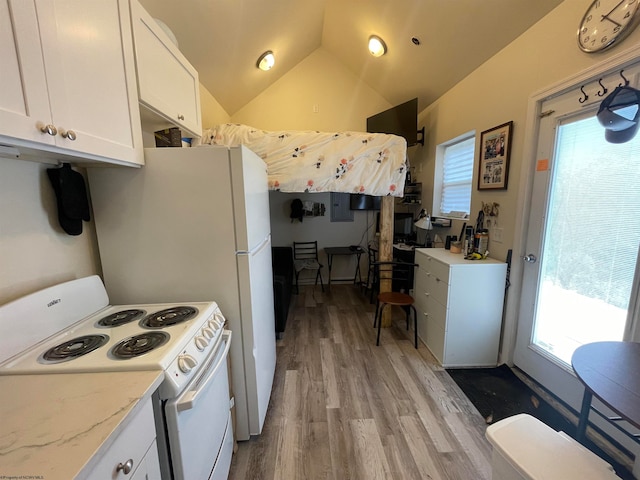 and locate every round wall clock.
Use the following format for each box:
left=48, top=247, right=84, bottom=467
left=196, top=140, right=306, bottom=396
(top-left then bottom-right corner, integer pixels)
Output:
left=578, top=0, right=640, bottom=53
